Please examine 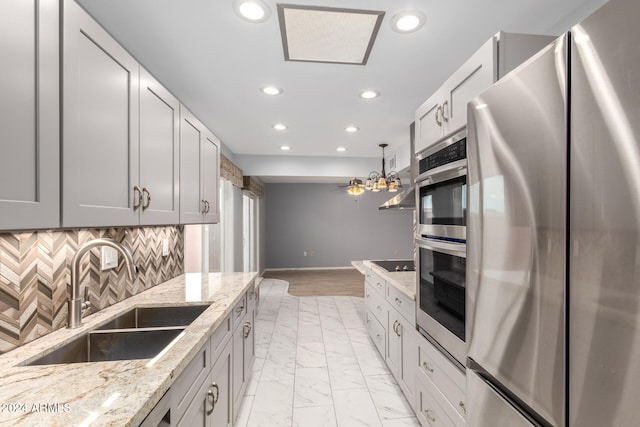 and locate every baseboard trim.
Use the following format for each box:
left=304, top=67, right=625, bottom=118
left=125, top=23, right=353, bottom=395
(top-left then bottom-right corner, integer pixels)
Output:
left=264, top=266, right=356, bottom=272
